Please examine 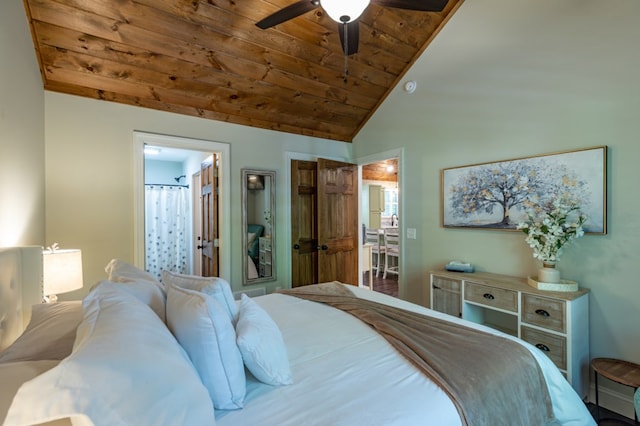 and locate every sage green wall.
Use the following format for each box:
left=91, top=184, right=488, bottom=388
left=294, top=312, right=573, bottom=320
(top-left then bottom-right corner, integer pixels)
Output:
left=355, top=0, right=640, bottom=409
left=0, top=0, right=45, bottom=247
left=44, top=92, right=351, bottom=299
